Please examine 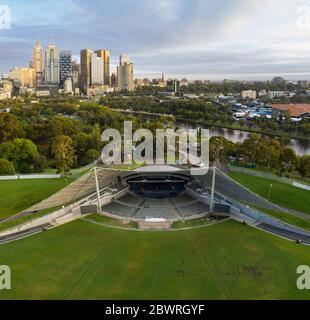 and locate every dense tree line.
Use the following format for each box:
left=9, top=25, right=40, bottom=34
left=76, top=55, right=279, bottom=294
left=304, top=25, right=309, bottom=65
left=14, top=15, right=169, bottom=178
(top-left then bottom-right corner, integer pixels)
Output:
left=100, top=96, right=310, bottom=138
left=210, top=134, right=310, bottom=179
left=0, top=99, right=309, bottom=179
left=0, top=100, right=165, bottom=175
